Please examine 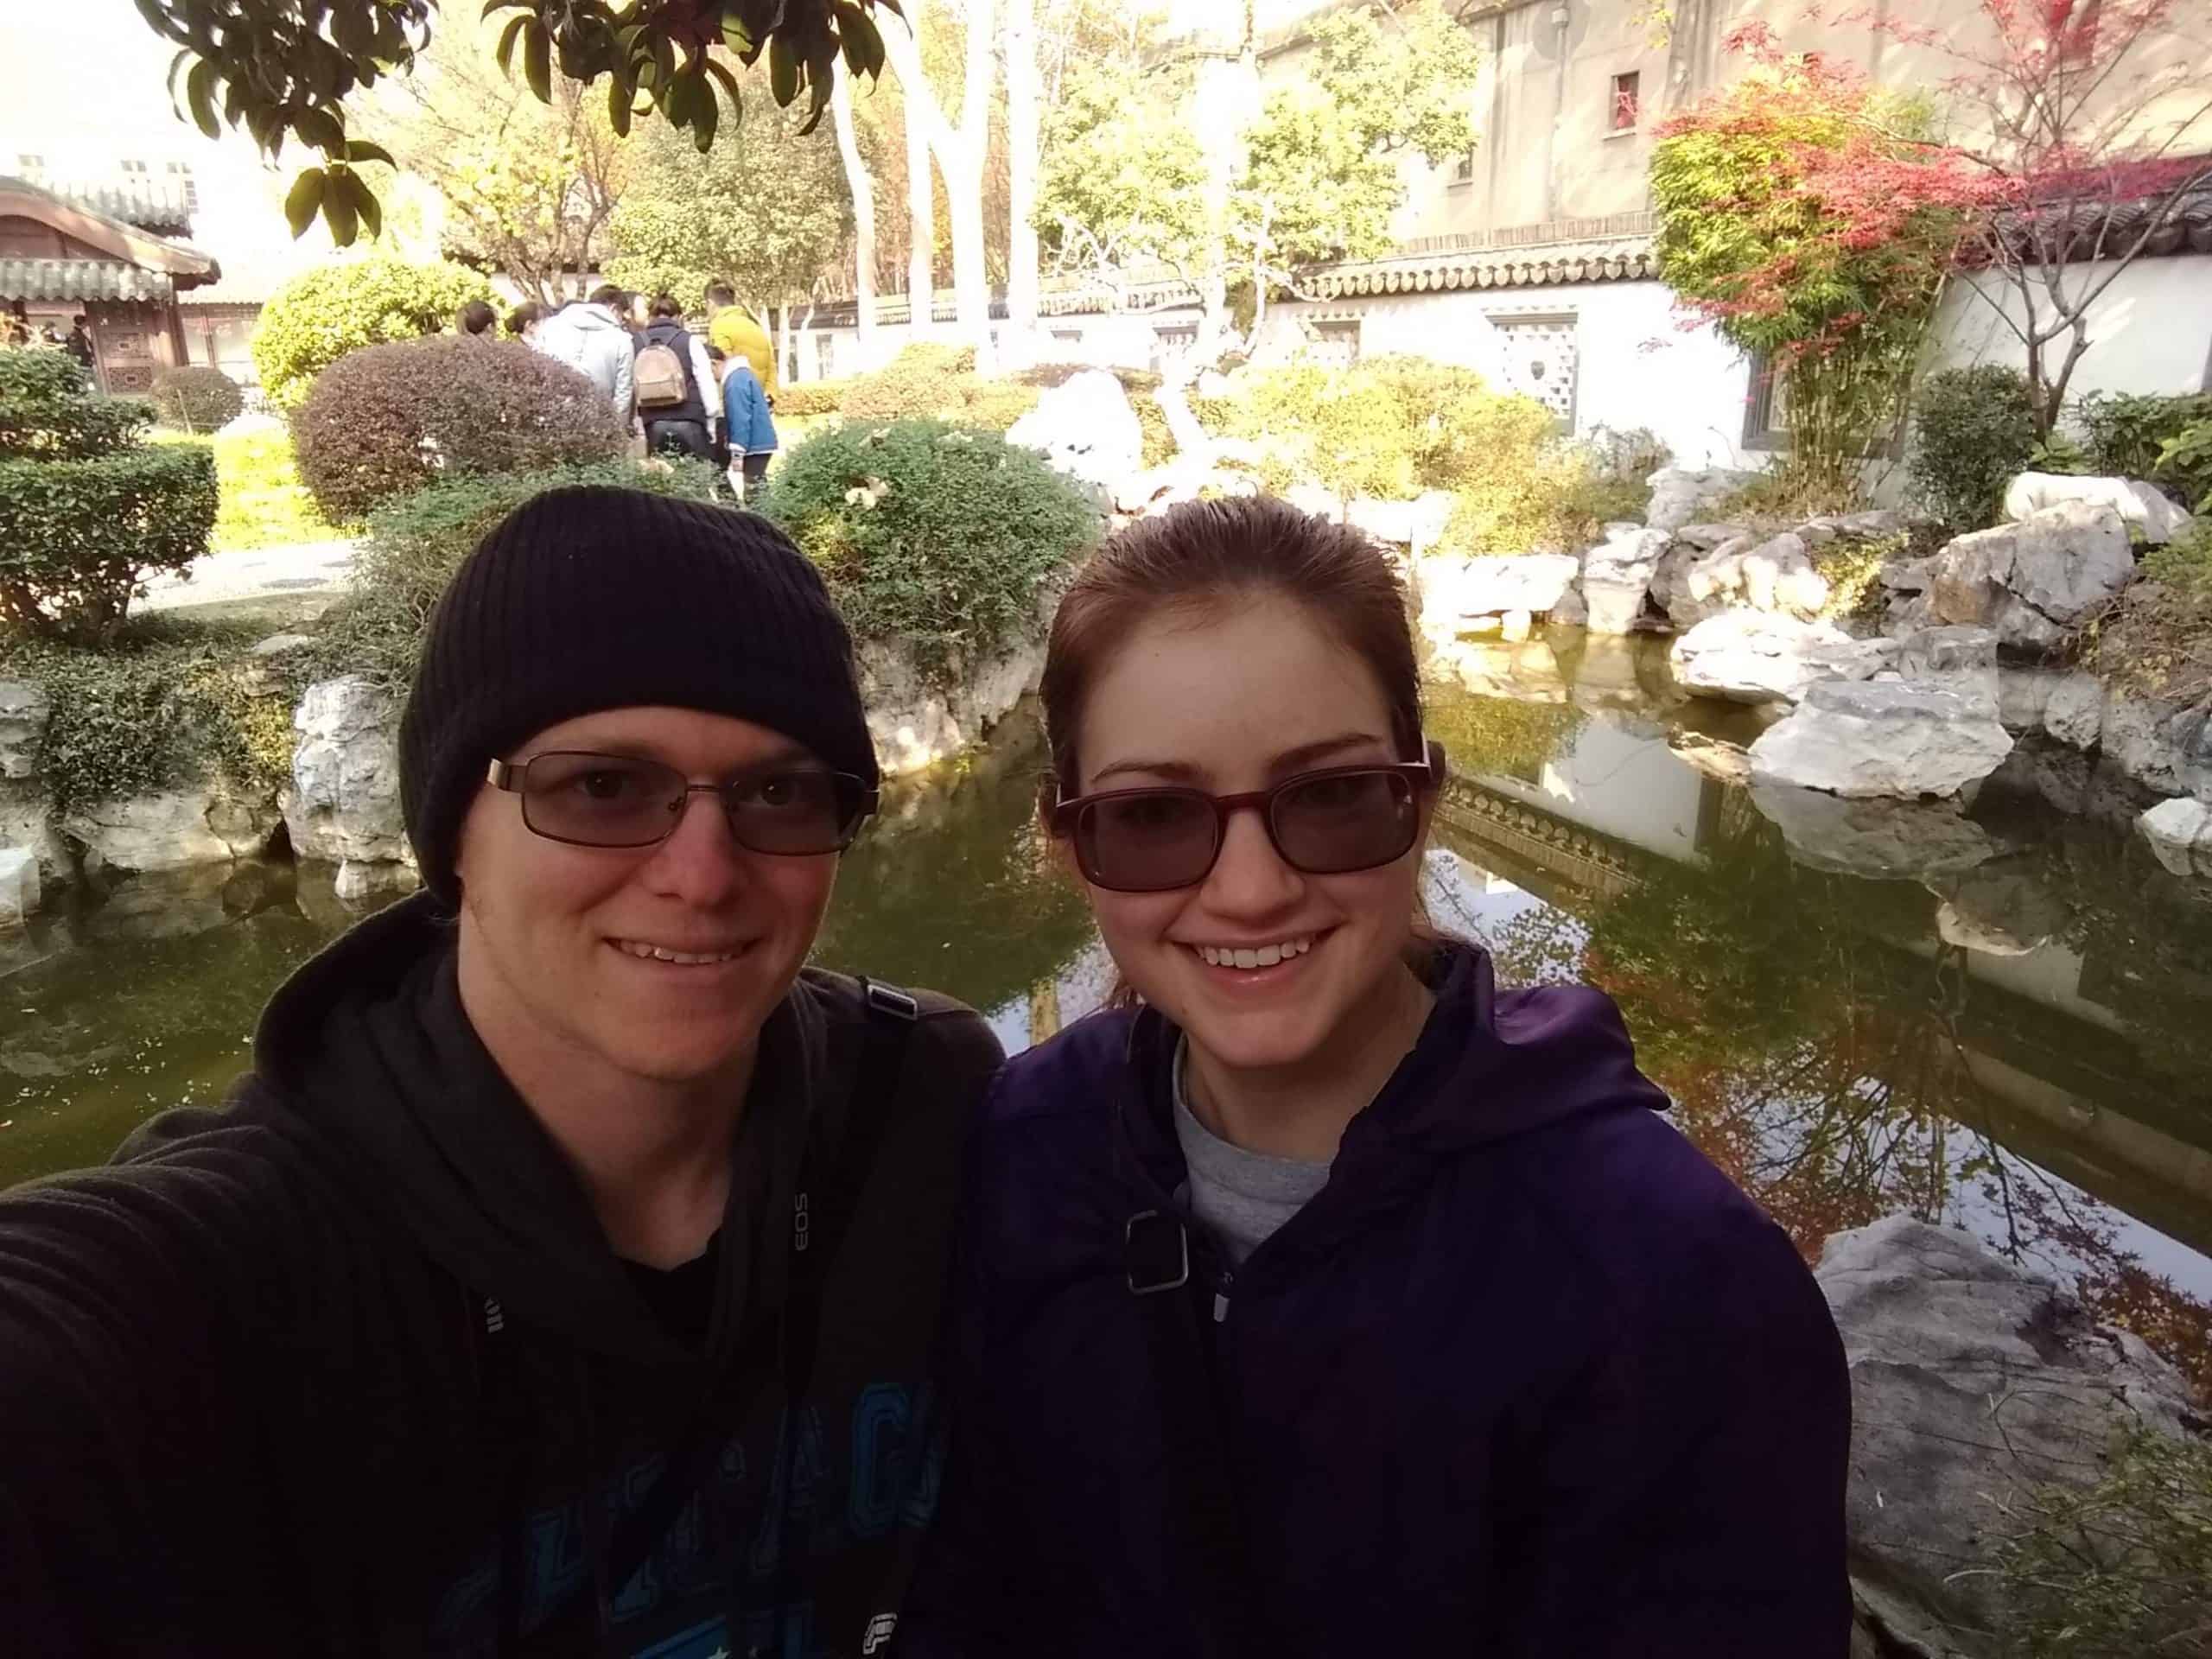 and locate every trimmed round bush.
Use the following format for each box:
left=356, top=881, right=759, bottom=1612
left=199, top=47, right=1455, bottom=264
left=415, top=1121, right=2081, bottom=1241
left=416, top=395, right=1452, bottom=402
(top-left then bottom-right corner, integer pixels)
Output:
left=838, top=342, right=978, bottom=422
left=1910, top=365, right=2038, bottom=531
left=293, top=337, right=628, bottom=521
left=149, top=365, right=245, bottom=433
left=251, top=255, right=497, bottom=410
left=772, top=379, right=853, bottom=418
left=760, top=418, right=1100, bottom=682
left=0, top=346, right=215, bottom=644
